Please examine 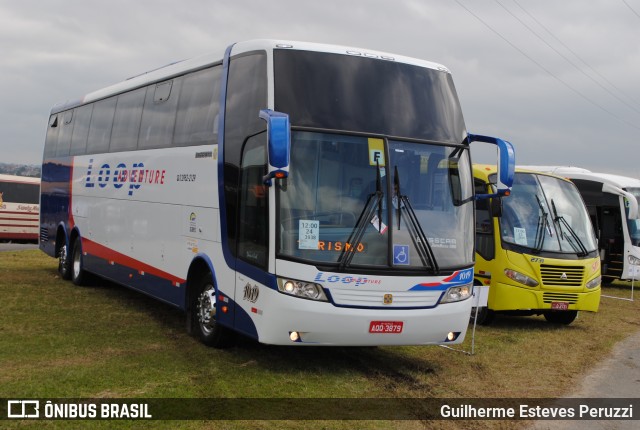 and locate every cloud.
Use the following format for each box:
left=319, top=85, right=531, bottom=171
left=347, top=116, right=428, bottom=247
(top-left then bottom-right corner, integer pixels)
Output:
left=1, top=0, right=638, bottom=178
